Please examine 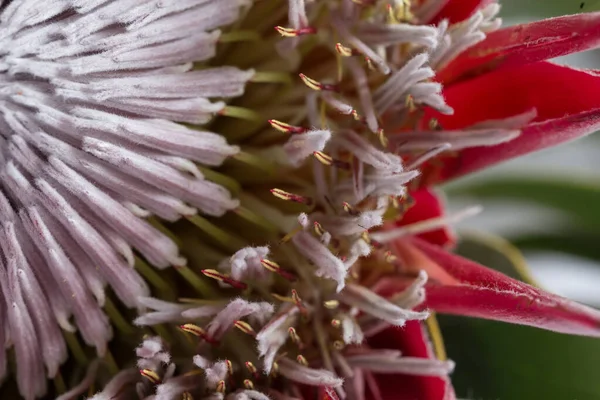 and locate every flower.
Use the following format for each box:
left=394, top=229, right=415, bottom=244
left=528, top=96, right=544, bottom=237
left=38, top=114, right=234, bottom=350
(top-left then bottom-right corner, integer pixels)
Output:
left=1, top=0, right=600, bottom=399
